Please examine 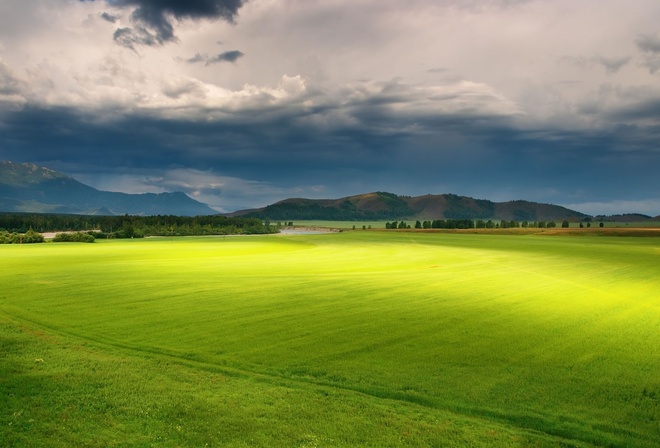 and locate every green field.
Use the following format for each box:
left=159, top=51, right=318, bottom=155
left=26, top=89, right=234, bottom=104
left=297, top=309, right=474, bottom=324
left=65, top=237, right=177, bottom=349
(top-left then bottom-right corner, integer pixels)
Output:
left=1, top=232, right=659, bottom=447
